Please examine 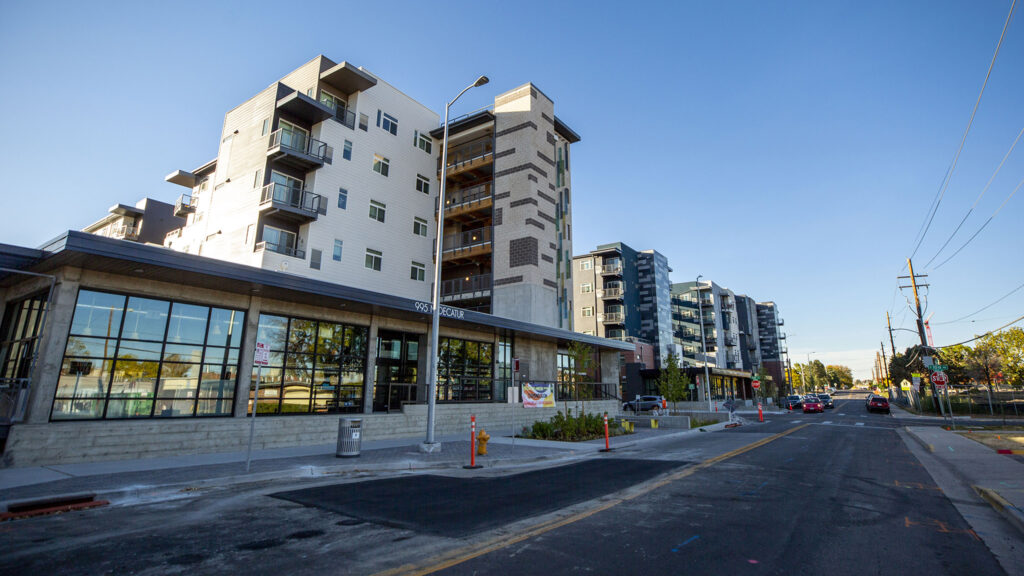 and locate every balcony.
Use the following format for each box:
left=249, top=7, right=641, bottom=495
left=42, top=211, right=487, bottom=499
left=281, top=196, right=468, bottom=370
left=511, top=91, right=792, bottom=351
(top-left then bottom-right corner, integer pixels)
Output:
left=779, top=333, right=787, bottom=339
left=725, top=334, right=738, bottom=347
left=601, top=287, right=623, bottom=299
left=110, top=224, right=139, bottom=241
left=165, top=228, right=182, bottom=242
left=255, top=241, right=305, bottom=260
left=330, top=106, right=356, bottom=130
left=602, top=312, right=625, bottom=324
left=442, top=226, right=492, bottom=261
left=702, top=314, right=715, bottom=324
left=439, top=139, right=494, bottom=177
left=258, top=183, right=322, bottom=223
left=437, top=182, right=492, bottom=219
left=174, top=194, right=195, bottom=218
left=441, top=273, right=492, bottom=303
left=777, top=318, right=785, bottom=326
left=600, top=263, right=623, bottom=276
left=267, top=129, right=332, bottom=170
